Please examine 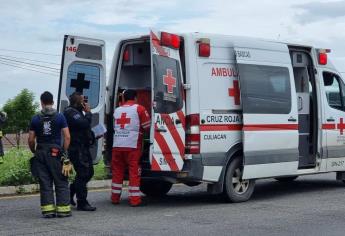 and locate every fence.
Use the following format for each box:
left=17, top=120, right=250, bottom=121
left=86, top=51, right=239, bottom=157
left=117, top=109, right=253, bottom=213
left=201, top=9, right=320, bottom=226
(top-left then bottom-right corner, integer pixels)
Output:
left=1, top=133, right=29, bottom=151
